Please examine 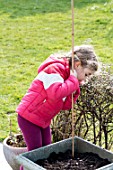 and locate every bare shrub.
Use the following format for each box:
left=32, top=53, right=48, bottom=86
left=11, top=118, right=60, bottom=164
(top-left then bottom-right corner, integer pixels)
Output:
left=51, top=65, right=113, bottom=150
